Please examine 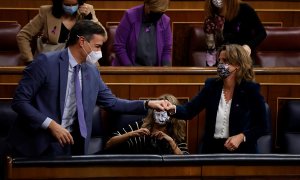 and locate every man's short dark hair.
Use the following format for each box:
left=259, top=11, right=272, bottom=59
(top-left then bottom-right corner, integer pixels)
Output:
left=66, top=20, right=106, bottom=47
